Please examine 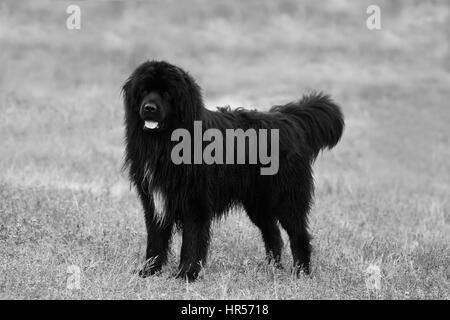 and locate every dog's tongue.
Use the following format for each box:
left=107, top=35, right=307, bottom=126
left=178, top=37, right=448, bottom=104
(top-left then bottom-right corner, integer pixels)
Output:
left=144, top=121, right=158, bottom=129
